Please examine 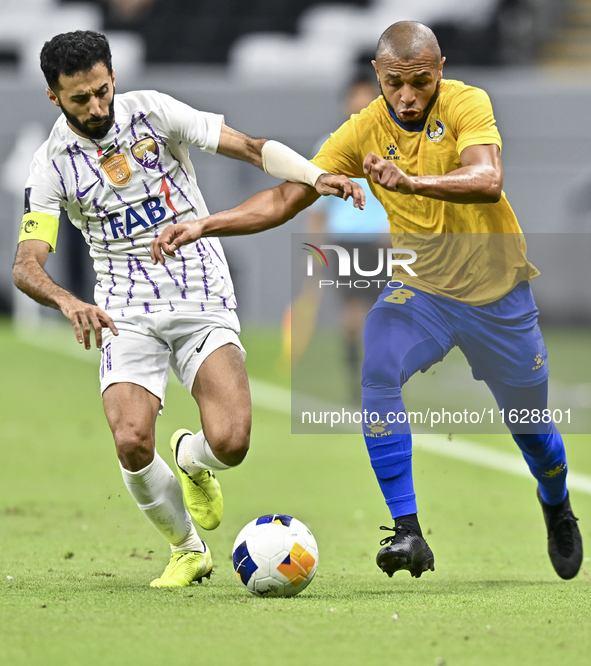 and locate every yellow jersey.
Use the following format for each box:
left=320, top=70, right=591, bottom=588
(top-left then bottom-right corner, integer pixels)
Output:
left=311, top=79, right=539, bottom=305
